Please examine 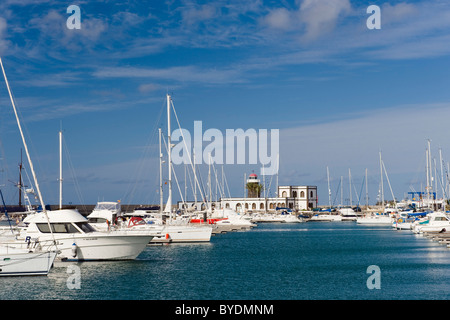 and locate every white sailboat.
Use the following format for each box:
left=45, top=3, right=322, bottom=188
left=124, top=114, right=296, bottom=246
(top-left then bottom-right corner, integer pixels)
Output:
left=0, top=58, right=153, bottom=261
left=0, top=244, right=57, bottom=276
left=125, top=94, right=212, bottom=243
left=357, top=151, right=394, bottom=225
left=0, top=58, right=57, bottom=275
left=160, top=94, right=212, bottom=242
